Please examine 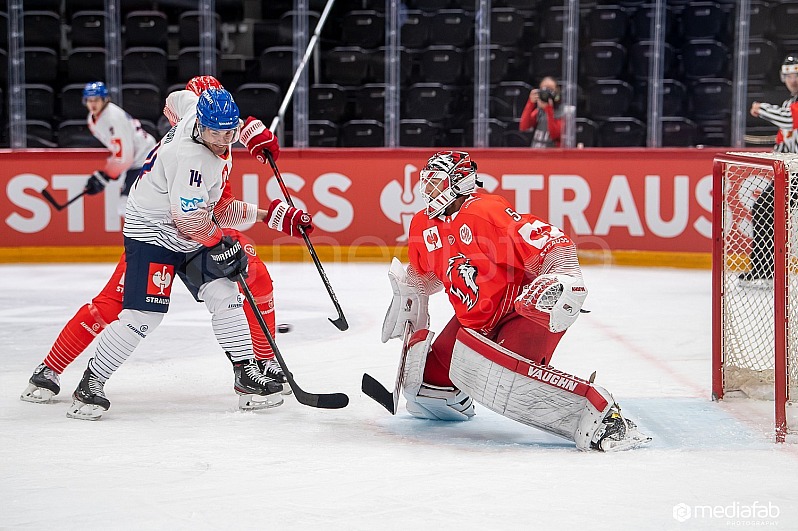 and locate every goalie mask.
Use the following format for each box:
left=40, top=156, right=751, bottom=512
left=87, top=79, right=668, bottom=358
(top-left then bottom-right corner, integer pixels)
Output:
left=781, top=55, right=798, bottom=82
left=195, top=88, right=241, bottom=153
left=419, top=151, right=478, bottom=218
